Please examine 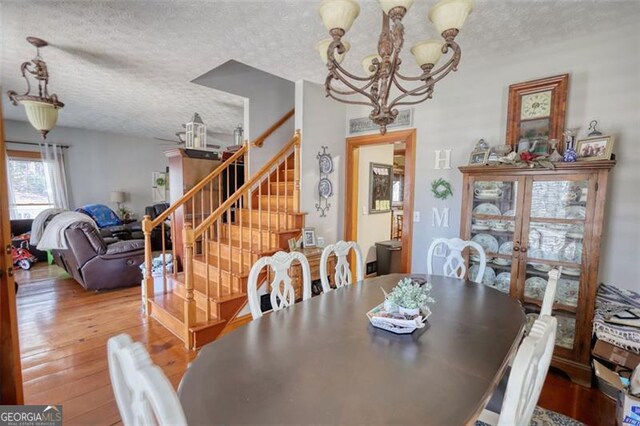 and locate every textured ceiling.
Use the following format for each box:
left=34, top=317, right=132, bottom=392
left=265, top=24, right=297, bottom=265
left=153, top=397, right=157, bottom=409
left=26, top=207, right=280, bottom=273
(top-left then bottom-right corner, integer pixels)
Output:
left=1, top=0, right=638, bottom=141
